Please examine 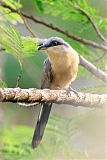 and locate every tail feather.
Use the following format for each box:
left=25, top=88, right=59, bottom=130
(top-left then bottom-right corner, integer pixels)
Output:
left=32, top=103, right=52, bottom=148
